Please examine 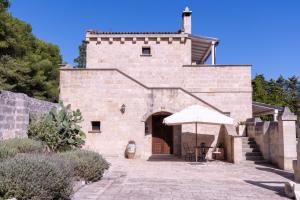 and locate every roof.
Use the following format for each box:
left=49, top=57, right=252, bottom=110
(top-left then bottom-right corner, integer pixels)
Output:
left=189, top=35, right=219, bottom=63
left=252, top=101, right=284, bottom=117
left=87, top=30, right=182, bottom=35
